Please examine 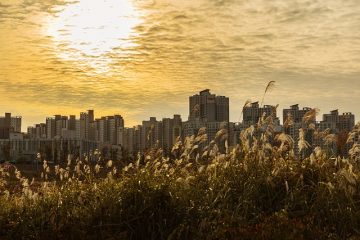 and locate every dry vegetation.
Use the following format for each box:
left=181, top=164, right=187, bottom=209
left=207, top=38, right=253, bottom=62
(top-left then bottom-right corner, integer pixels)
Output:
left=1, top=113, right=360, bottom=239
